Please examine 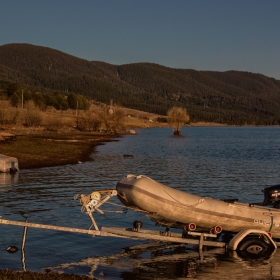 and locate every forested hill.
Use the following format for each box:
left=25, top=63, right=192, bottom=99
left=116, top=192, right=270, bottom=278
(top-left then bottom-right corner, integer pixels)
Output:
left=1, top=43, right=280, bottom=125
